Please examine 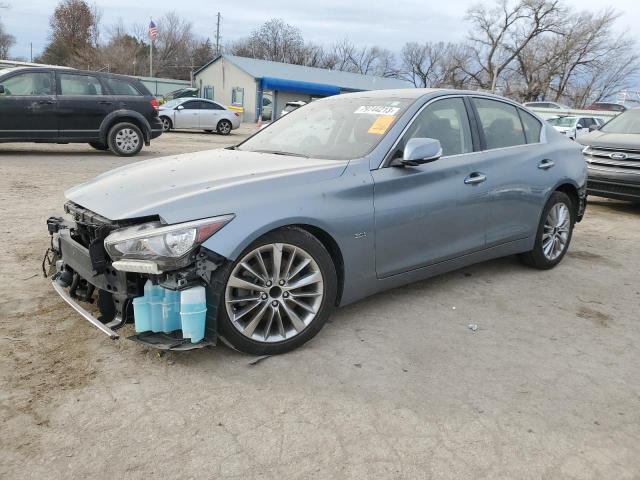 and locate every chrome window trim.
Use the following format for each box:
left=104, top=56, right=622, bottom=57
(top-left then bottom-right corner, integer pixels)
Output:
left=377, top=93, right=547, bottom=170
left=377, top=94, right=472, bottom=169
